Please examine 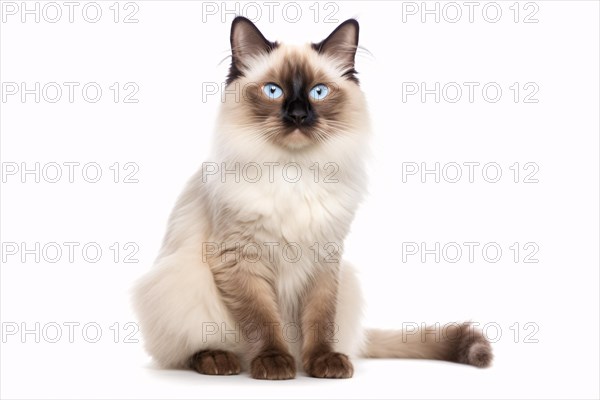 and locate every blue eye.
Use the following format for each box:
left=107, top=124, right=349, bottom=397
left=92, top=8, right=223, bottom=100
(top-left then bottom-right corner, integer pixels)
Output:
left=309, top=84, right=329, bottom=100
left=263, top=83, right=283, bottom=99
